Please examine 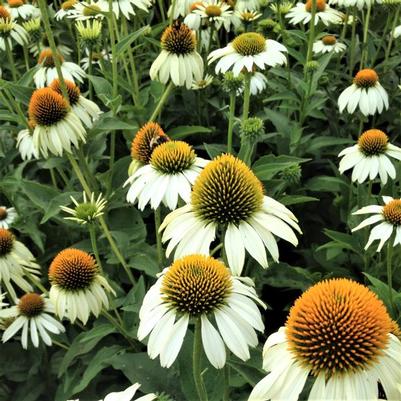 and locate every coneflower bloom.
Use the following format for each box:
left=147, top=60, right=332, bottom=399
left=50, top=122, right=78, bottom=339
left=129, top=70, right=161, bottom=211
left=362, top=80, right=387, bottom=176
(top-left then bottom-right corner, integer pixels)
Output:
left=81, top=49, right=111, bottom=71
left=67, top=1, right=107, bottom=20
left=138, top=254, right=265, bottom=368
left=338, top=69, right=389, bottom=116
left=50, top=79, right=101, bottom=128
left=0, top=293, right=65, bottom=349
left=338, top=129, right=401, bottom=185
left=5, top=0, right=39, bottom=20
left=192, top=1, right=233, bottom=30
left=28, top=87, right=86, bottom=158
left=49, top=248, right=114, bottom=324
left=150, top=22, right=204, bottom=89
left=168, top=0, right=193, bottom=18
left=0, top=6, right=28, bottom=51
left=352, top=196, right=401, bottom=251
left=235, top=9, right=262, bottom=23
left=99, top=0, right=152, bottom=20
left=313, top=34, right=346, bottom=54
left=286, top=0, right=343, bottom=26
left=191, top=73, right=214, bottom=90
left=249, top=278, right=401, bottom=401
left=236, top=0, right=261, bottom=11
left=124, top=141, right=208, bottom=211
left=55, top=0, right=78, bottom=20
left=34, top=48, right=86, bottom=88
left=0, top=206, right=17, bottom=229
left=160, top=154, right=301, bottom=276
left=0, top=228, right=41, bottom=301
left=16, top=125, right=40, bottom=161
left=208, top=32, right=287, bottom=76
